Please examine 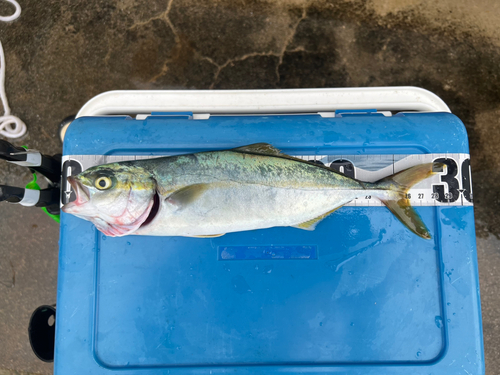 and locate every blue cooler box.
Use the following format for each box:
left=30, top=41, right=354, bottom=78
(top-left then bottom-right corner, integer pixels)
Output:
left=56, top=111, right=484, bottom=374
